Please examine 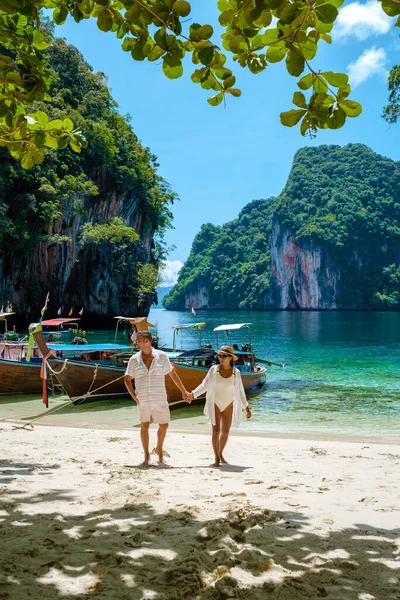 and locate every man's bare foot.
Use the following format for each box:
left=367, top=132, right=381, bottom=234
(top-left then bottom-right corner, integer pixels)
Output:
left=152, top=447, right=167, bottom=464
left=212, top=459, right=220, bottom=467
left=141, top=456, right=151, bottom=467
